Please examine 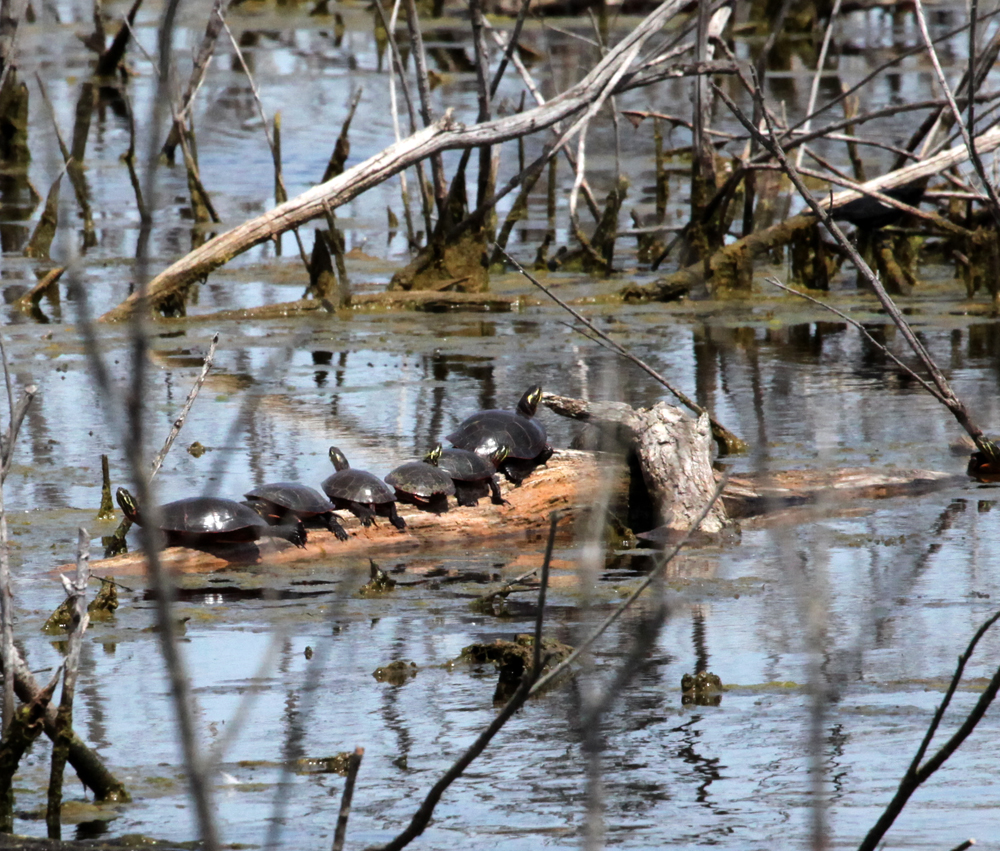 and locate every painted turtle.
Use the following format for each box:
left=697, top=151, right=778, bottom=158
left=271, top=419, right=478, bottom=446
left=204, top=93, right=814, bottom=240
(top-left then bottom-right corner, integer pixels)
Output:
left=322, top=447, right=406, bottom=530
left=427, top=445, right=508, bottom=507
left=446, top=385, right=553, bottom=484
left=244, top=483, right=349, bottom=541
left=116, top=487, right=307, bottom=548
left=385, top=446, right=456, bottom=513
